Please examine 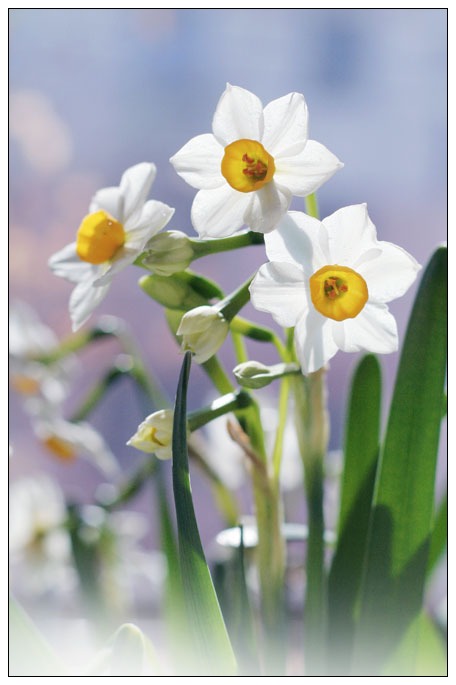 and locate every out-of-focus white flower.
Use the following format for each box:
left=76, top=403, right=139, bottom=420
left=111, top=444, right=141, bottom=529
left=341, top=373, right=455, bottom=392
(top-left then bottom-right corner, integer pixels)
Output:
left=126, top=409, right=178, bottom=460
left=29, top=399, right=120, bottom=477
left=250, top=205, right=421, bottom=373
left=176, top=305, right=229, bottom=363
left=170, top=83, right=342, bottom=237
left=9, top=475, right=75, bottom=597
left=49, top=163, right=174, bottom=331
left=9, top=301, right=74, bottom=404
